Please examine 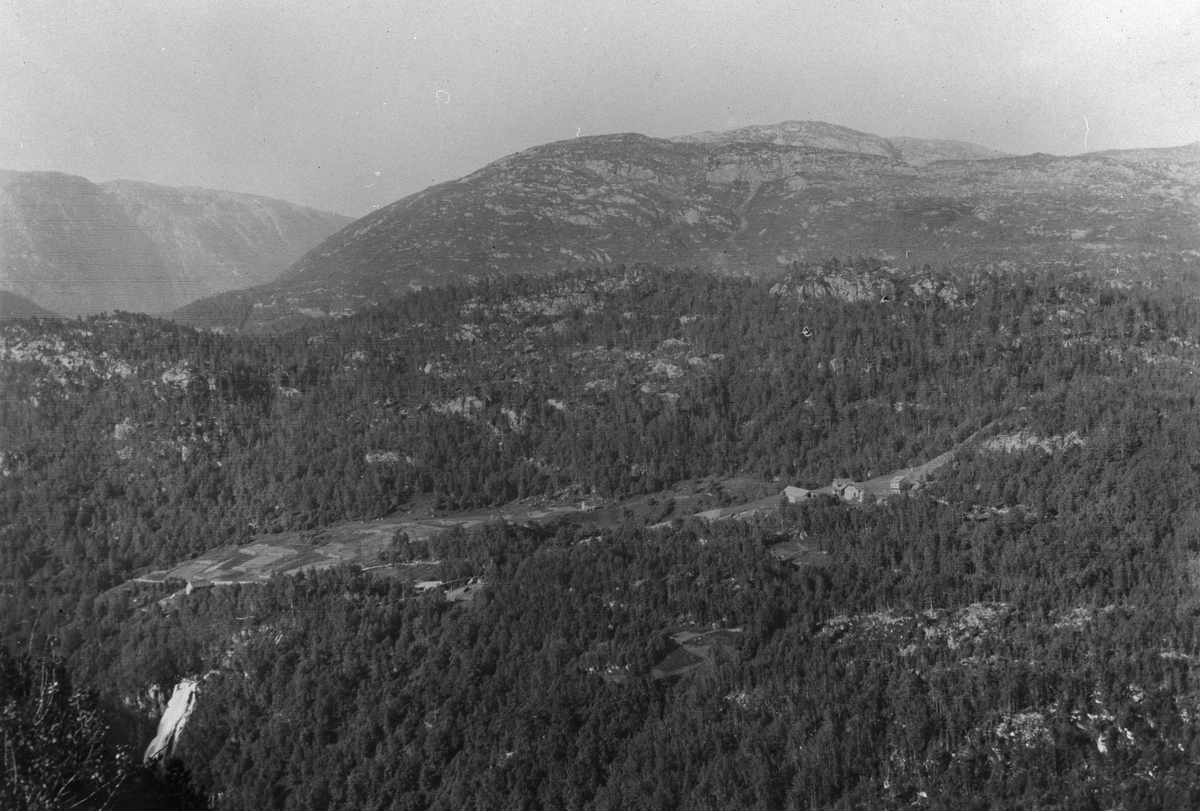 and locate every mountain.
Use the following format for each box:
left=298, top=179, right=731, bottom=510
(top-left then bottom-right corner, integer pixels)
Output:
left=0, top=290, right=58, bottom=319
left=886, top=136, right=1012, bottom=165
left=174, top=120, right=1200, bottom=331
left=0, top=171, right=352, bottom=316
